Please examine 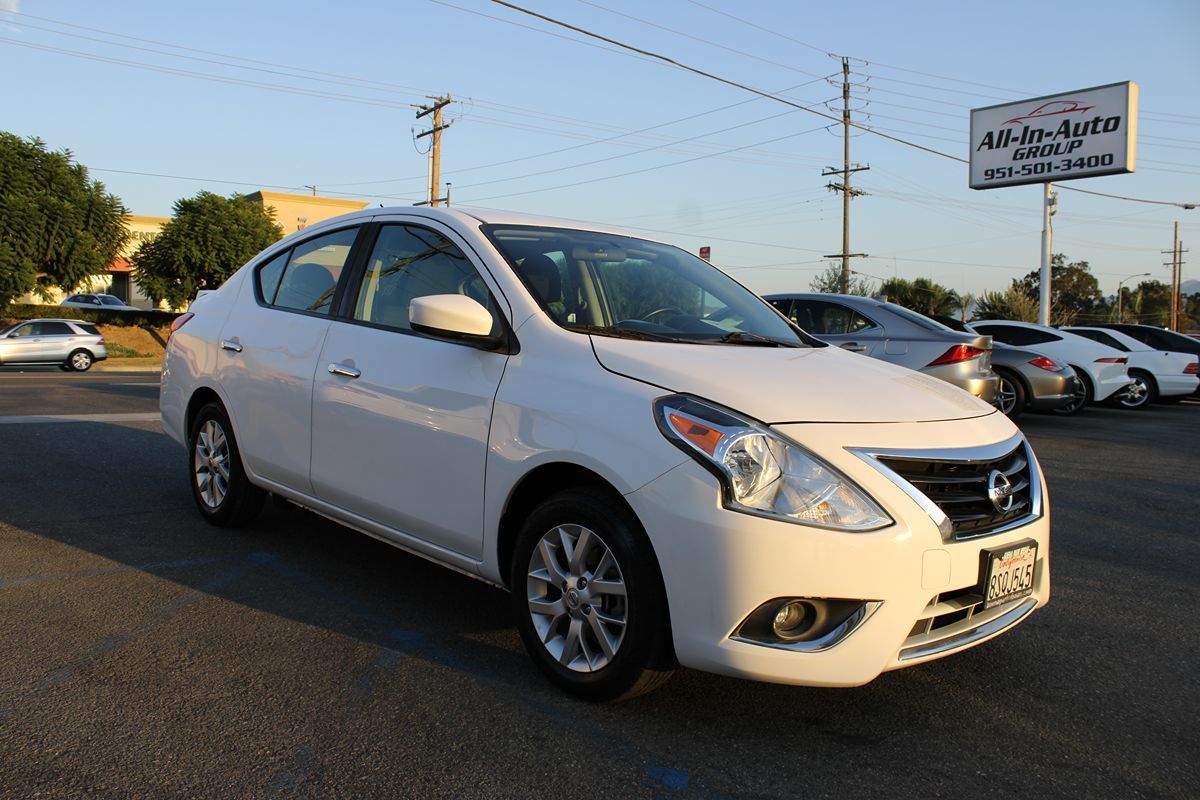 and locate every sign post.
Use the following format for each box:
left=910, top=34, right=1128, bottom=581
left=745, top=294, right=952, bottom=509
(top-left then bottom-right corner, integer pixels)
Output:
left=970, top=82, right=1137, bottom=324
left=699, top=246, right=711, bottom=262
